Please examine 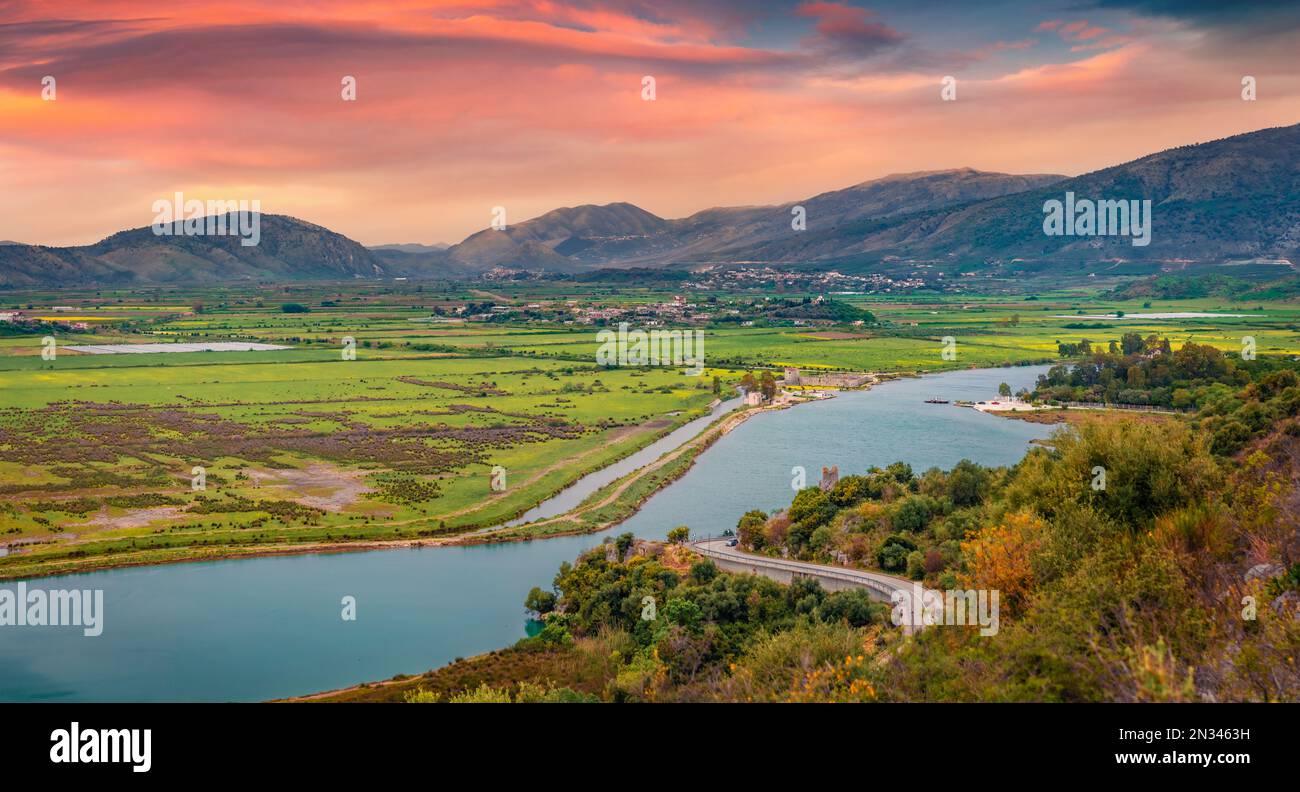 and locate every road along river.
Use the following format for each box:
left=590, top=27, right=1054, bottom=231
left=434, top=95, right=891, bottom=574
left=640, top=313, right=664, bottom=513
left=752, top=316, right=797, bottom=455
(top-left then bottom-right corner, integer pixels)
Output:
left=0, top=365, right=1051, bottom=702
